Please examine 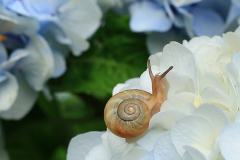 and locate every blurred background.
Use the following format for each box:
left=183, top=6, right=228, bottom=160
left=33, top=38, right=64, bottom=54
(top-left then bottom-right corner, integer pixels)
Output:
left=2, top=12, right=150, bottom=160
